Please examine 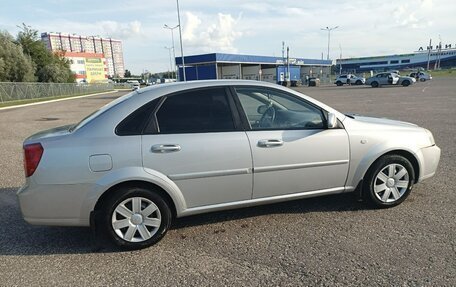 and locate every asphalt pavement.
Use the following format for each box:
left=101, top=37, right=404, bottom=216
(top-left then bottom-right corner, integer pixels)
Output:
left=0, top=80, right=454, bottom=286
